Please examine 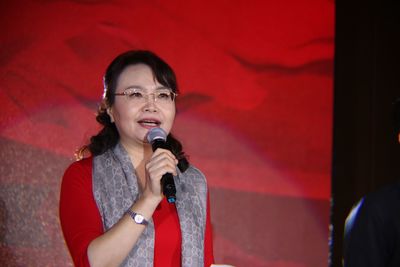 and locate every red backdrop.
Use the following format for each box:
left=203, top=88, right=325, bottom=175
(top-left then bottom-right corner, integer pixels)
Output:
left=0, top=1, right=334, bottom=266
